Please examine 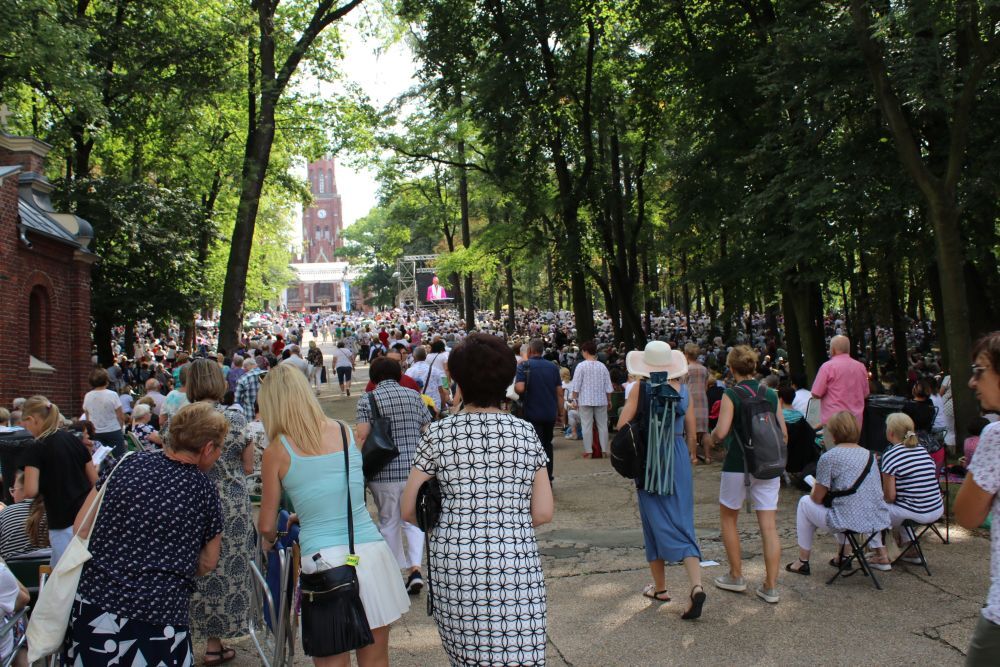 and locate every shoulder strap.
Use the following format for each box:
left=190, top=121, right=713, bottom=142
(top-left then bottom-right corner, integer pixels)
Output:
left=828, top=451, right=875, bottom=501
left=367, top=391, right=382, bottom=419
left=338, top=421, right=355, bottom=556
left=80, top=450, right=134, bottom=541
left=423, top=355, right=439, bottom=396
